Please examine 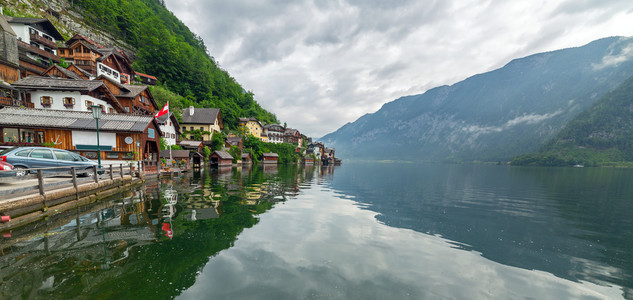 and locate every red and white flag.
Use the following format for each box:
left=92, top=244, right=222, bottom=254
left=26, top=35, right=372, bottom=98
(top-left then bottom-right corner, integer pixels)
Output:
left=155, top=102, right=169, bottom=118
